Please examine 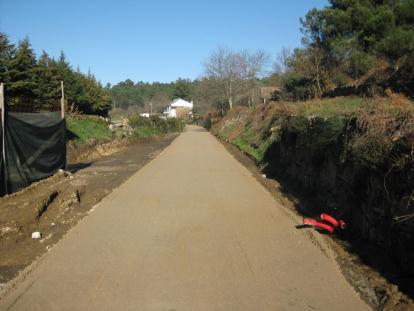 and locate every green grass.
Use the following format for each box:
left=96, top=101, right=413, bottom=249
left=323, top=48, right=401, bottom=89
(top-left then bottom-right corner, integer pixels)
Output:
left=233, top=137, right=263, bottom=162
left=289, top=97, right=364, bottom=117
left=133, top=127, right=159, bottom=138
left=67, top=115, right=112, bottom=144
